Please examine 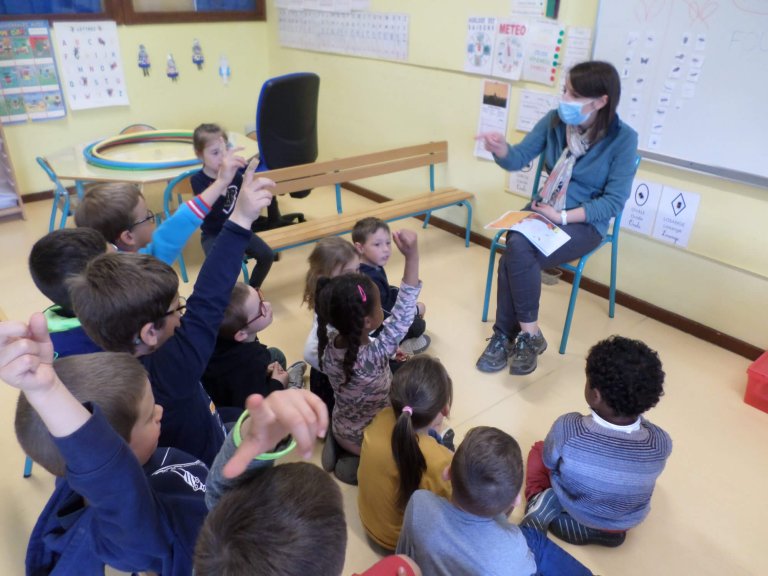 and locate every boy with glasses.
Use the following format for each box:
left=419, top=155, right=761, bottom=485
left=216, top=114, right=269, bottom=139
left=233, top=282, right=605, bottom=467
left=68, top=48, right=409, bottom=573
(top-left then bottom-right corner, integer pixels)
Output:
left=202, top=283, right=307, bottom=411
left=75, top=143, right=247, bottom=262
left=70, top=160, right=275, bottom=466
